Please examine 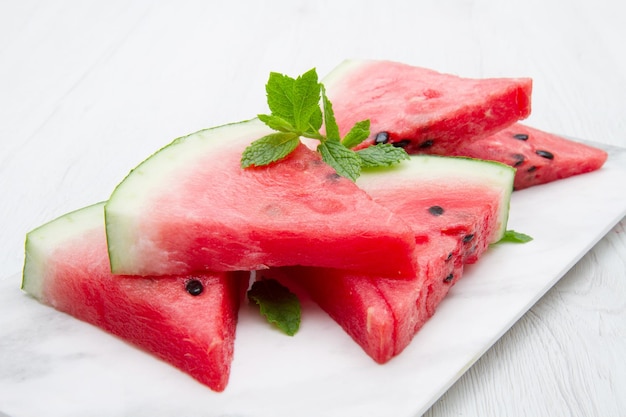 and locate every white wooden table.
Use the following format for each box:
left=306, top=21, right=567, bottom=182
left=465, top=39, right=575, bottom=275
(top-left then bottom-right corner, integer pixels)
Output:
left=1, top=1, right=624, bottom=416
